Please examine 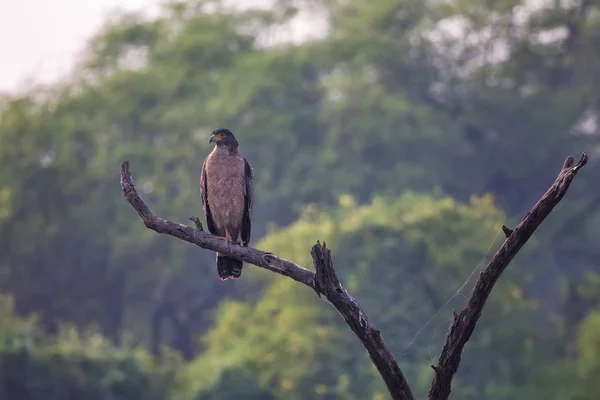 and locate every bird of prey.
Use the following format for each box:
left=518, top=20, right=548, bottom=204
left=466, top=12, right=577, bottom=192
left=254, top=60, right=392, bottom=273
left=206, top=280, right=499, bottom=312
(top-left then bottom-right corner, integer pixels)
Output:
left=200, top=128, right=254, bottom=280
